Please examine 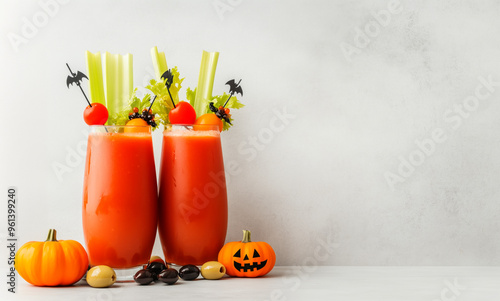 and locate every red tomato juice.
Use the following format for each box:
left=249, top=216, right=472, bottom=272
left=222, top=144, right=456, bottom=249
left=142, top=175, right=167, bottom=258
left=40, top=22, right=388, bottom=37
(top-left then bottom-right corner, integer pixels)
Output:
left=83, top=129, right=158, bottom=268
left=158, top=126, right=228, bottom=266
